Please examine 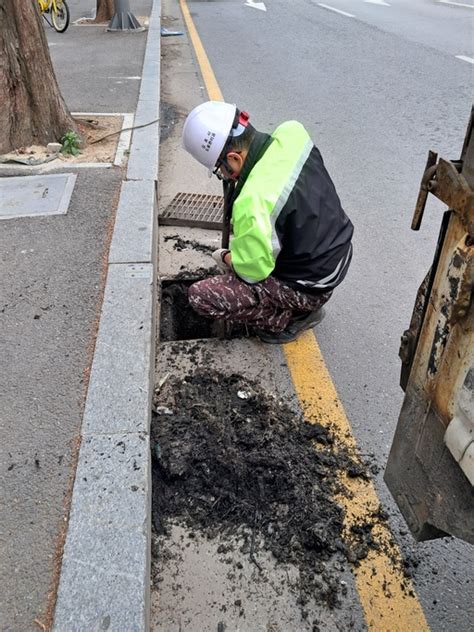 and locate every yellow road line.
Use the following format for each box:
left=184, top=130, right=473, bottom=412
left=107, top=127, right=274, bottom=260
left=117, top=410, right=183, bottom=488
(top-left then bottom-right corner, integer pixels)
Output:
left=284, top=331, right=429, bottom=631
left=179, top=0, right=223, bottom=102
left=178, top=2, right=430, bottom=628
